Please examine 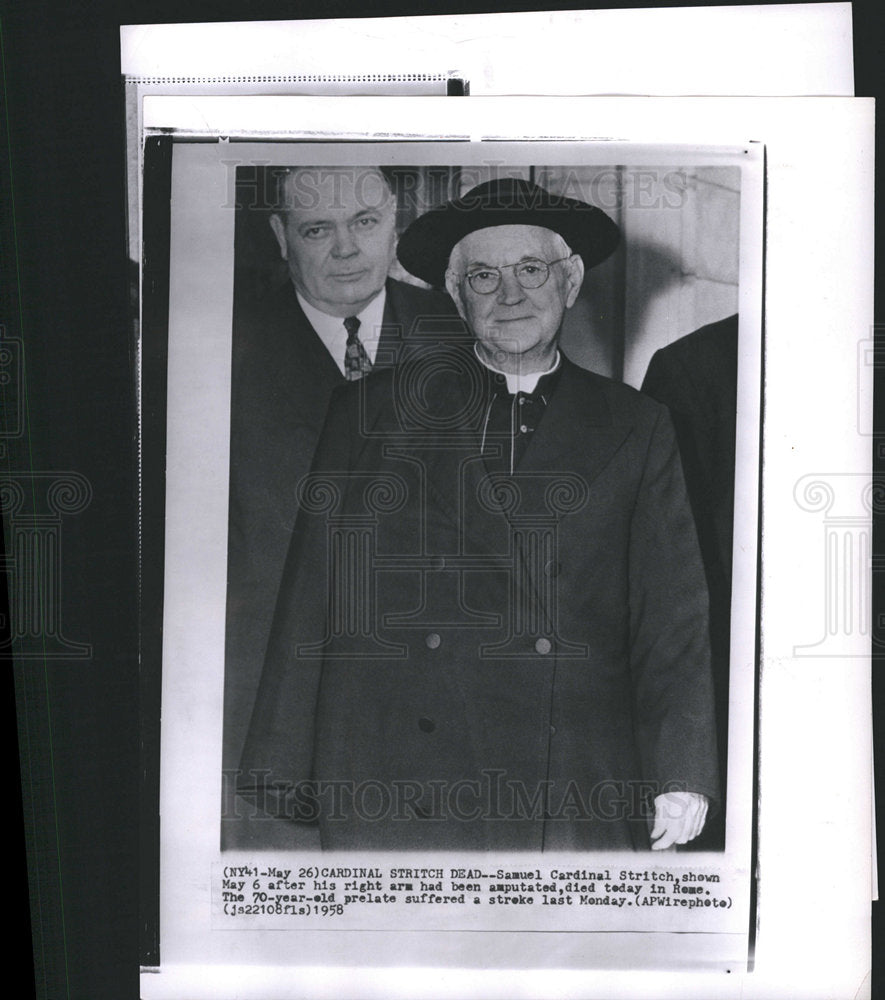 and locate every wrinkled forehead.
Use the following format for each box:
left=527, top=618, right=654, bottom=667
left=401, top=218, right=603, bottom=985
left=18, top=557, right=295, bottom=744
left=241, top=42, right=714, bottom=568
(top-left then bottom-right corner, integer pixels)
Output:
left=449, top=224, right=562, bottom=268
left=278, top=167, right=392, bottom=215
